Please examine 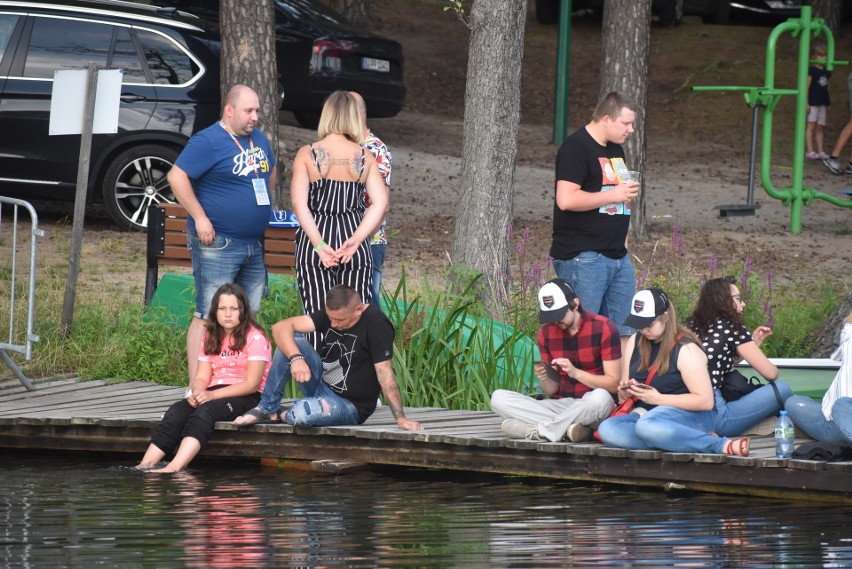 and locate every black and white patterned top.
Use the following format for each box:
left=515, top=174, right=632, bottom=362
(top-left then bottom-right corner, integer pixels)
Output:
left=695, top=318, right=753, bottom=388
